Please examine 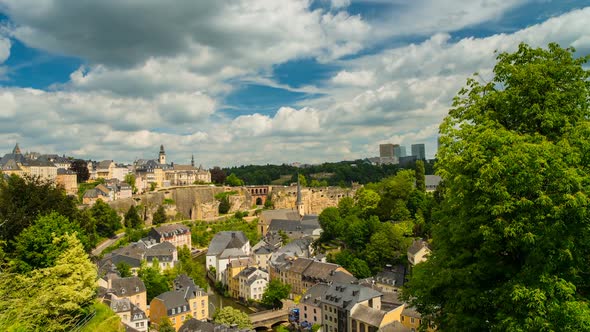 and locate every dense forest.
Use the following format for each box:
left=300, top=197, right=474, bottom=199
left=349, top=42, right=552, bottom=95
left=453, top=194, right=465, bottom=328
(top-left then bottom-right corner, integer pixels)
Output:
left=217, top=159, right=435, bottom=186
